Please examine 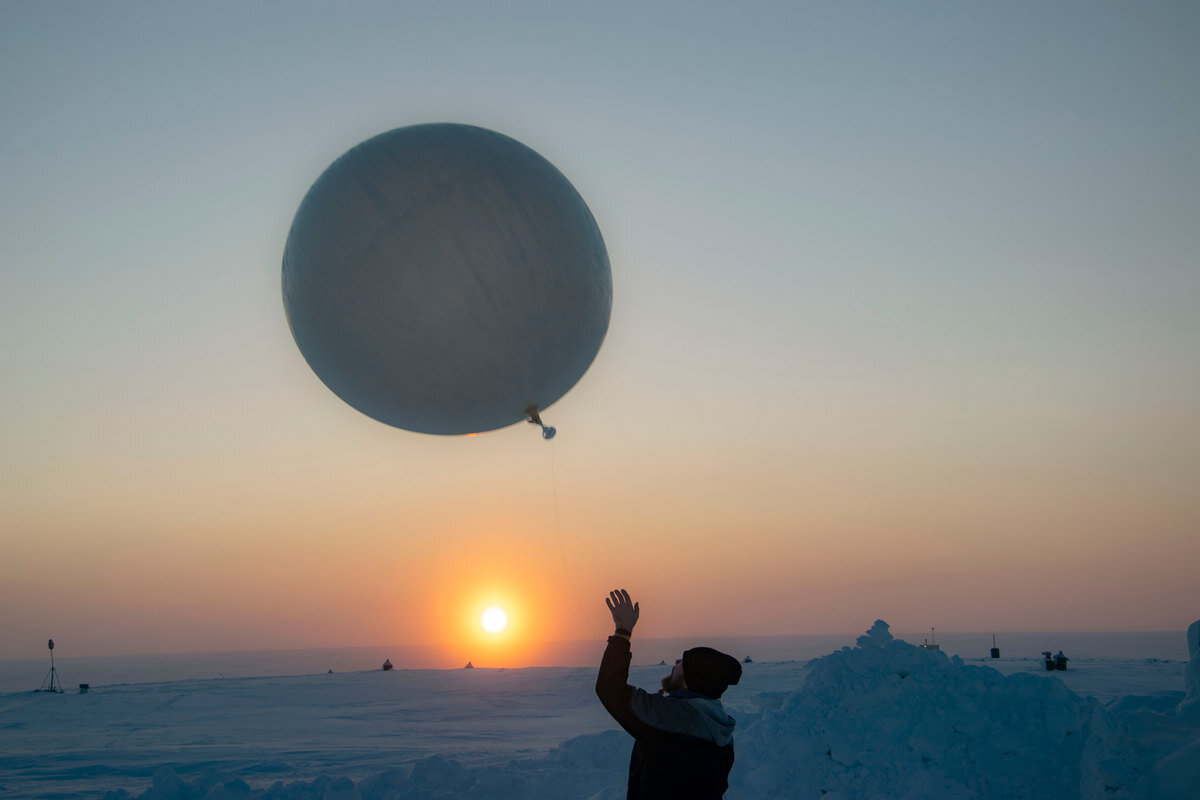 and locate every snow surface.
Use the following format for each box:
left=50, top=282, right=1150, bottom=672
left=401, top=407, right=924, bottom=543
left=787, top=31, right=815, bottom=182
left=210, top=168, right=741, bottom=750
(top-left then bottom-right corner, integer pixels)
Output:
left=2, top=622, right=1196, bottom=800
